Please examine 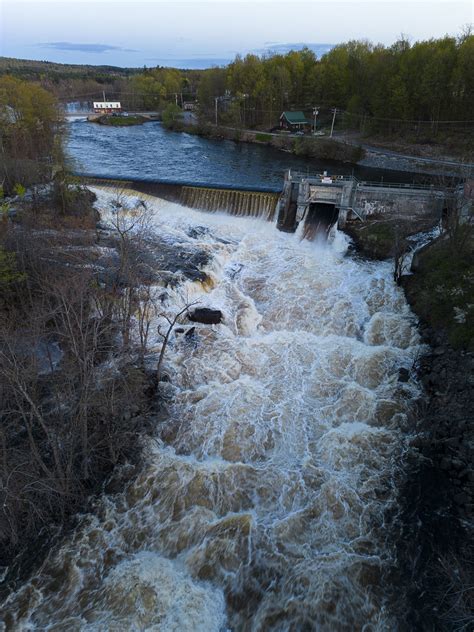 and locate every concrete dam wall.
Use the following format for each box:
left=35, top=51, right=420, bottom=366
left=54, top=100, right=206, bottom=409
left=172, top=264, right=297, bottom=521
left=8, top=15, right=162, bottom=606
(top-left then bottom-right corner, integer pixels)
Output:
left=276, top=171, right=447, bottom=235
left=77, top=175, right=280, bottom=221
left=77, top=173, right=448, bottom=241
